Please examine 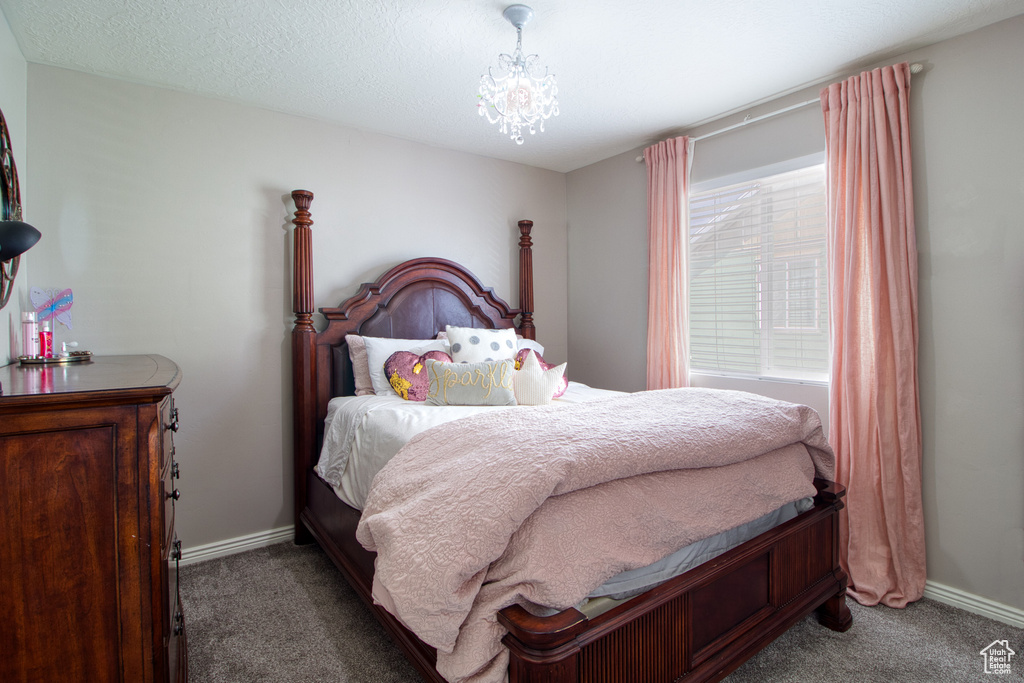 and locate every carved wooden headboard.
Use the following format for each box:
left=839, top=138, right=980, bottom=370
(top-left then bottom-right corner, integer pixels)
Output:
left=288, top=189, right=535, bottom=525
